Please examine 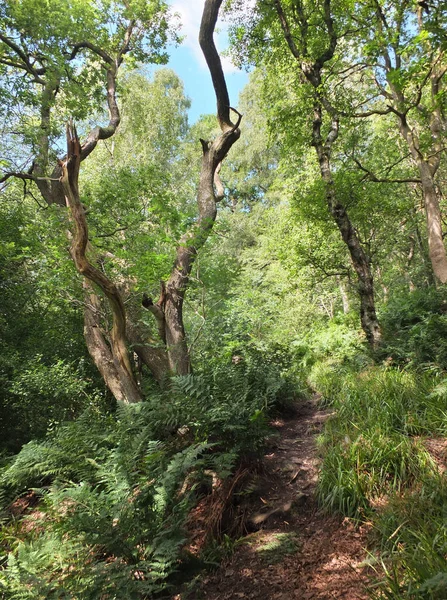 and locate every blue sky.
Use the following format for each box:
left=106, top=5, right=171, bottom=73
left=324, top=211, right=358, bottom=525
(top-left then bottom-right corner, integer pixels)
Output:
left=163, top=1, right=249, bottom=123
